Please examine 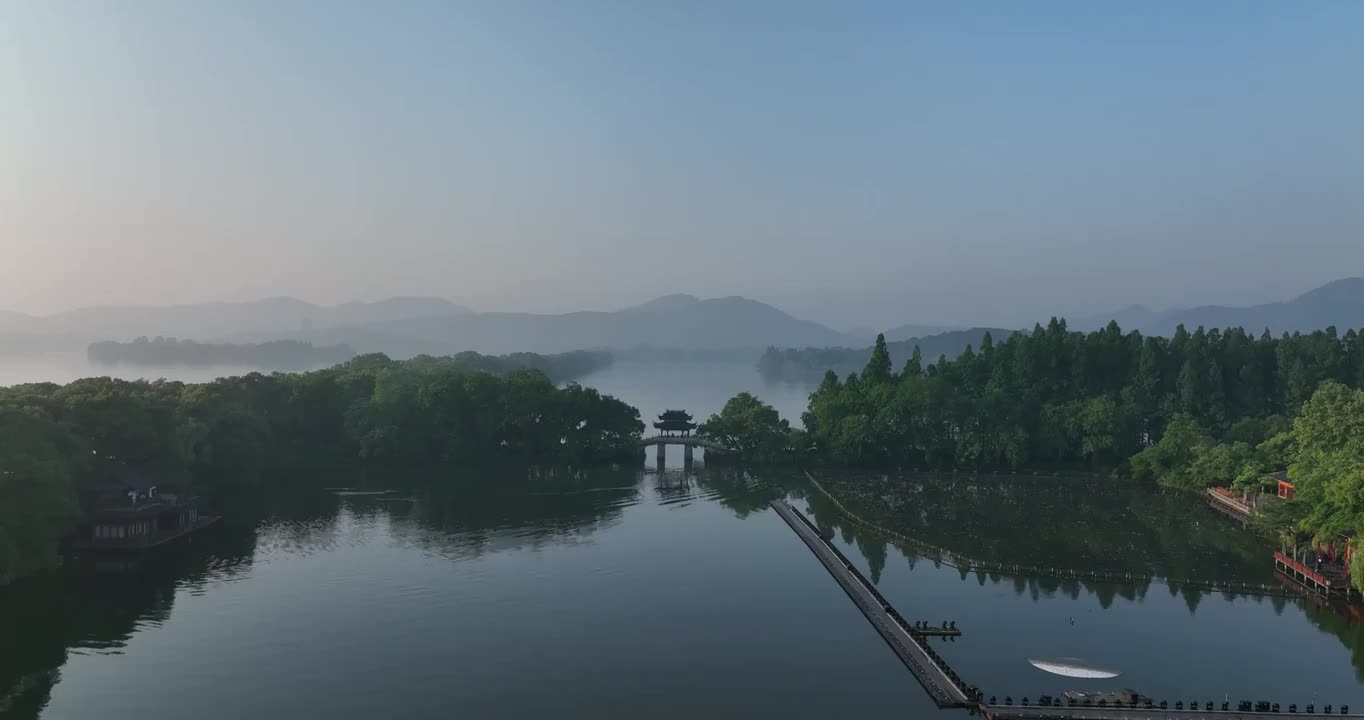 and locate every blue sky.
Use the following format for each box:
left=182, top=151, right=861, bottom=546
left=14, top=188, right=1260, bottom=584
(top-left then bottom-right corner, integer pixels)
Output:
left=2, top=1, right=1361, bottom=328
